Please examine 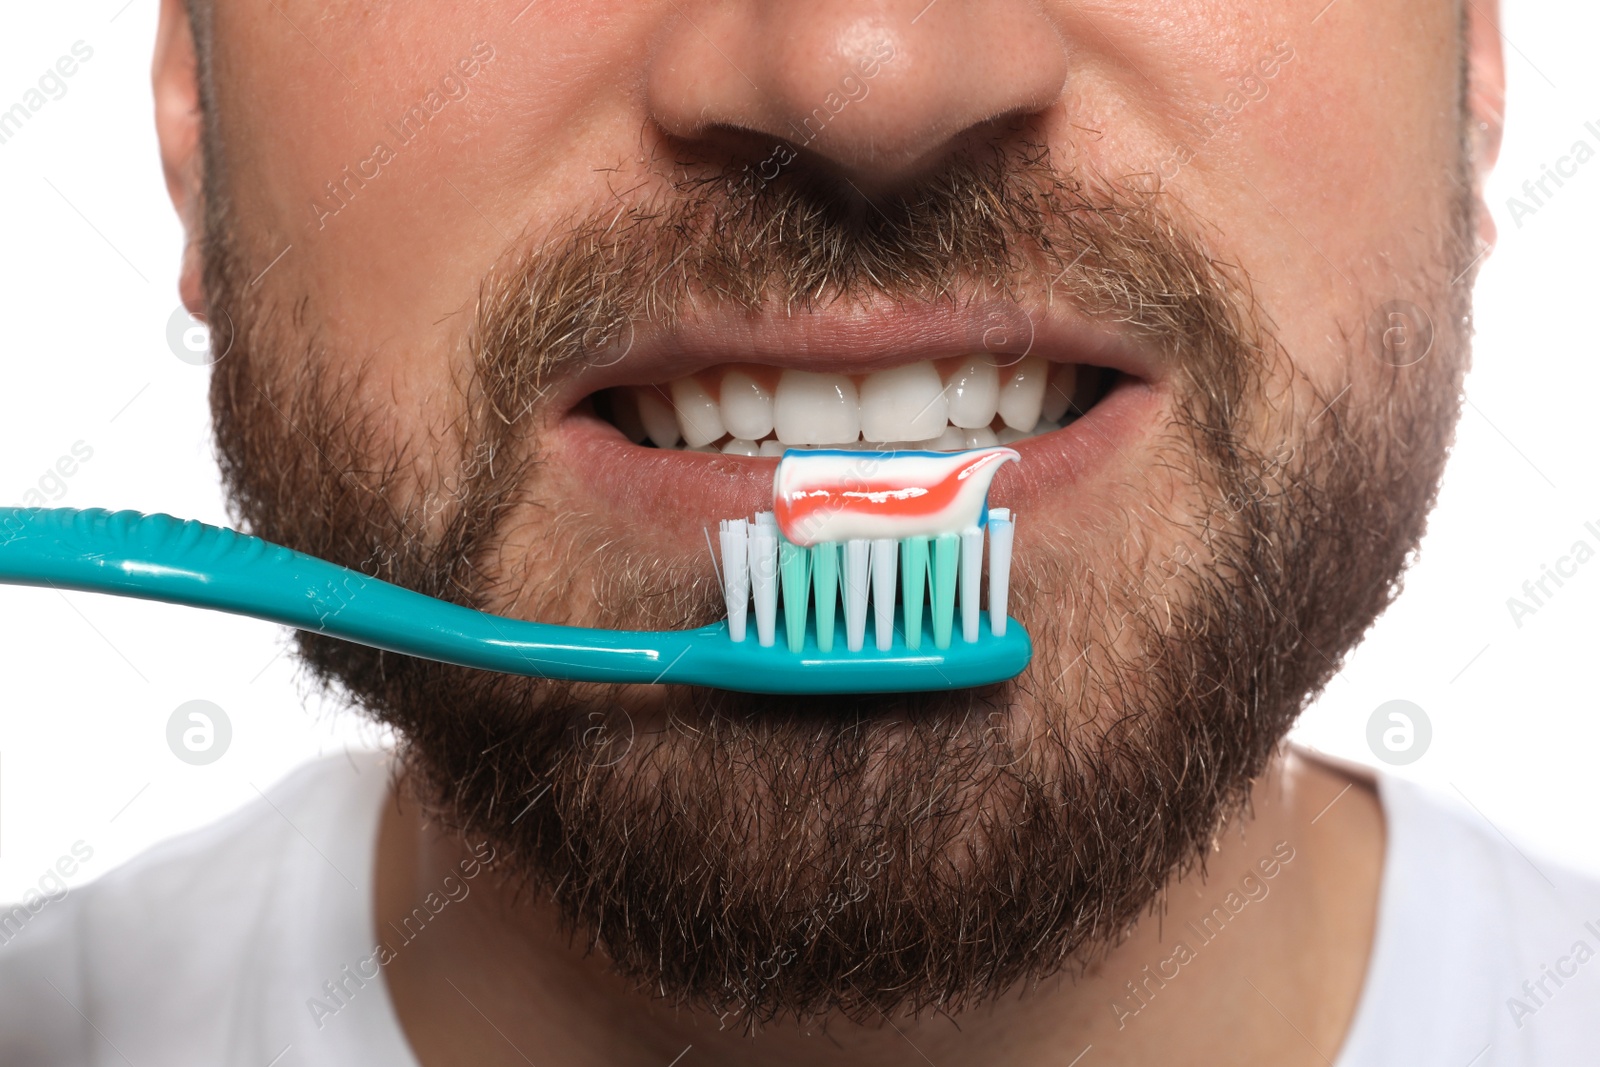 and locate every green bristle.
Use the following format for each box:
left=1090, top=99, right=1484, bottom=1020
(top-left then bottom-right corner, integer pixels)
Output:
left=779, top=539, right=811, bottom=653
left=930, top=532, right=959, bottom=650
left=810, top=542, right=839, bottom=652
left=900, top=535, right=929, bottom=650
